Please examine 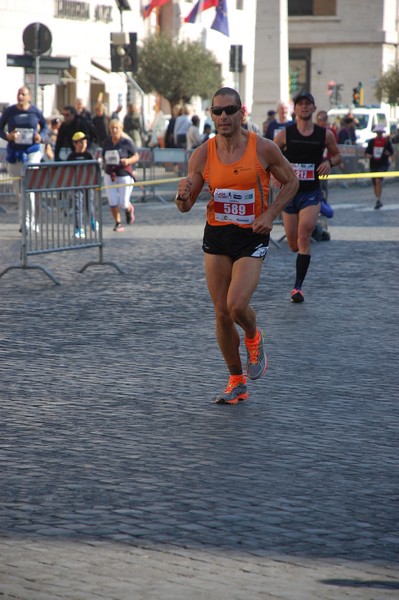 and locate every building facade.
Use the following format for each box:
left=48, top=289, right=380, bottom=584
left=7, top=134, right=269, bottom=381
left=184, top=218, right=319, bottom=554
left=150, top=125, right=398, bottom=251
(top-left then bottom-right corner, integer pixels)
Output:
left=252, top=0, right=399, bottom=127
left=0, top=0, right=257, bottom=127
